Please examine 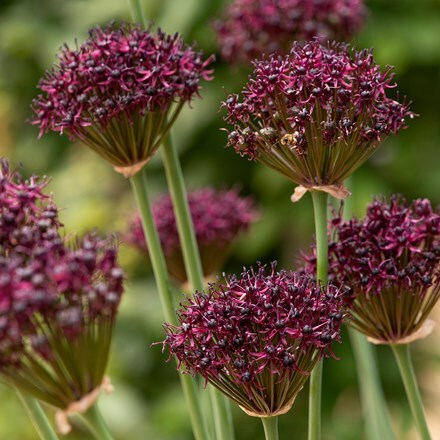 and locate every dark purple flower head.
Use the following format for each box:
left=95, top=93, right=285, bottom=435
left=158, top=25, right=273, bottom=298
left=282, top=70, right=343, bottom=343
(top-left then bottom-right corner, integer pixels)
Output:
left=214, top=0, right=366, bottom=64
left=31, top=22, right=215, bottom=177
left=126, top=188, right=258, bottom=284
left=223, top=41, right=414, bottom=198
left=162, top=262, right=344, bottom=416
left=301, top=196, right=440, bottom=344
left=0, top=232, right=124, bottom=409
left=0, top=159, right=124, bottom=410
left=0, top=158, right=61, bottom=256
